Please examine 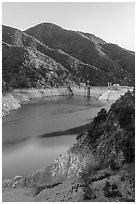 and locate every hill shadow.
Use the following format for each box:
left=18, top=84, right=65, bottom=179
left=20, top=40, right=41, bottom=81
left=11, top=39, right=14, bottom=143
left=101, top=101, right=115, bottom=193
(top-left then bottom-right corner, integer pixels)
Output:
left=38, top=123, right=92, bottom=138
